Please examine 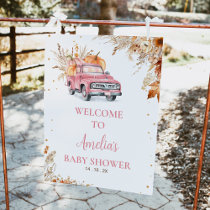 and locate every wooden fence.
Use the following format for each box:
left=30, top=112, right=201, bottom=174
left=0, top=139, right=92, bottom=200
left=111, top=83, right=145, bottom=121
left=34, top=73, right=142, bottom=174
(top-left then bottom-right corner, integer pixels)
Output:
left=0, top=27, right=54, bottom=84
